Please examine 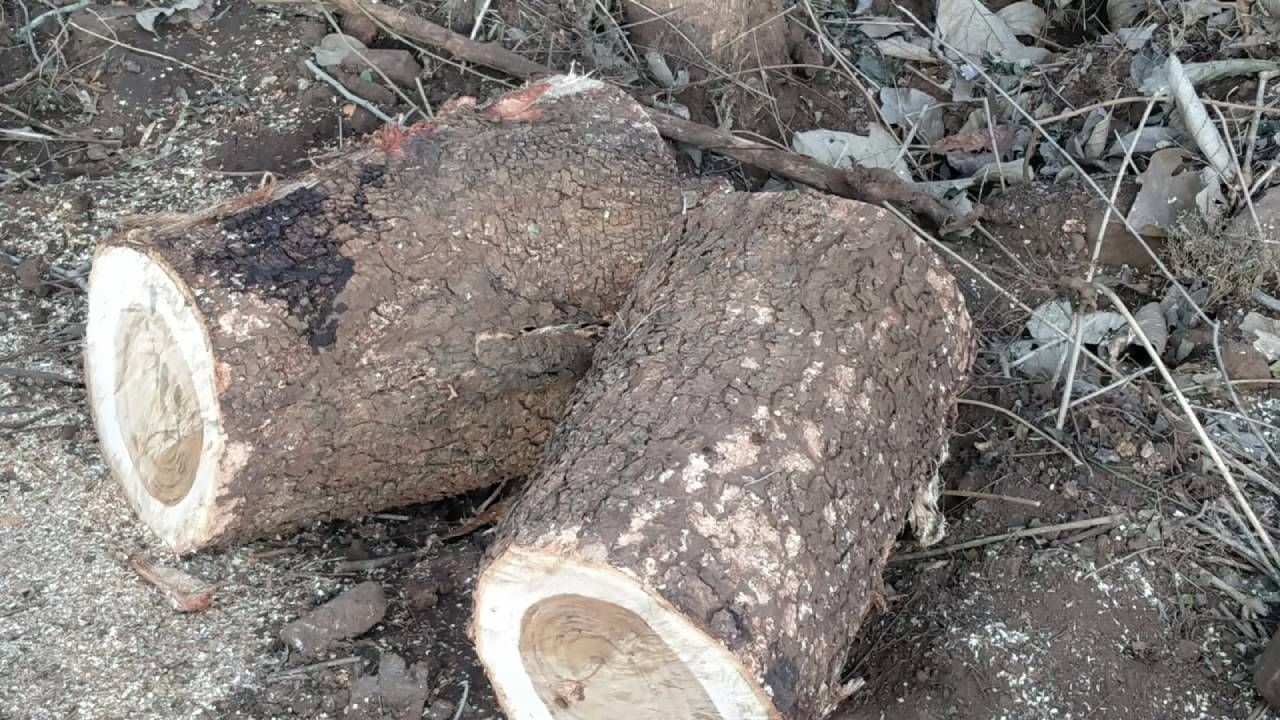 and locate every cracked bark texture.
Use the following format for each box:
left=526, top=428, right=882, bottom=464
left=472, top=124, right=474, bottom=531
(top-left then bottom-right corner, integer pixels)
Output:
left=480, top=192, right=973, bottom=718
left=92, top=77, right=714, bottom=551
